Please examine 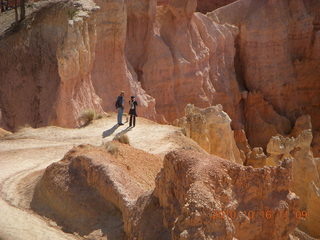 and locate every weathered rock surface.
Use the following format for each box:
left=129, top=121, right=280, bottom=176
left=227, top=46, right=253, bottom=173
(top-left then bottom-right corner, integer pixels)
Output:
left=34, top=143, right=300, bottom=240
left=91, top=0, right=158, bottom=121
left=175, top=104, right=242, bottom=163
left=1, top=0, right=320, bottom=162
left=266, top=115, right=320, bottom=238
left=0, top=0, right=245, bottom=130
left=151, top=150, right=299, bottom=240
left=146, top=1, right=243, bottom=125
left=32, top=142, right=163, bottom=239
left=0, top=0, right=104, bottom=130
left=245, top=147, right=267, bottom=168
left=208, top=0, right=320, bottom=153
